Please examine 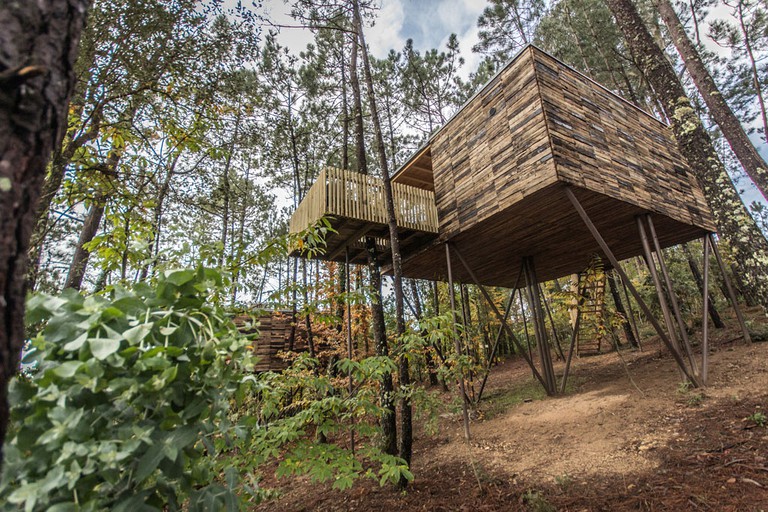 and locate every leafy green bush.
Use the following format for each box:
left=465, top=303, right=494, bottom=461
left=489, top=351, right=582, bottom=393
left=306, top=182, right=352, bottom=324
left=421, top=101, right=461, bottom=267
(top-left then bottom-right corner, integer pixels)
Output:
left=236, top=354, right=414, bottom=491
left=1, top=268, right=253, bottom=511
